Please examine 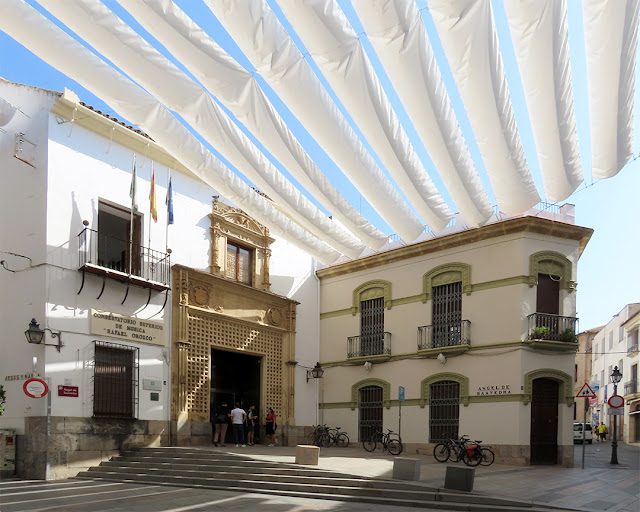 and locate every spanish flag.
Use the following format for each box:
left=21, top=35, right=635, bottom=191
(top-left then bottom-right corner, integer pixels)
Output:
left=150, top=169, right=157, bottom=222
